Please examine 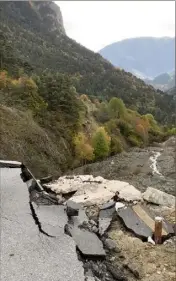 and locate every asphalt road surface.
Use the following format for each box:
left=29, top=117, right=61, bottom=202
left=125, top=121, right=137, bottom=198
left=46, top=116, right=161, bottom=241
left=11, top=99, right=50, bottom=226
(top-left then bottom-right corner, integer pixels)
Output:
left=0, top=167, right=85, bottom=281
